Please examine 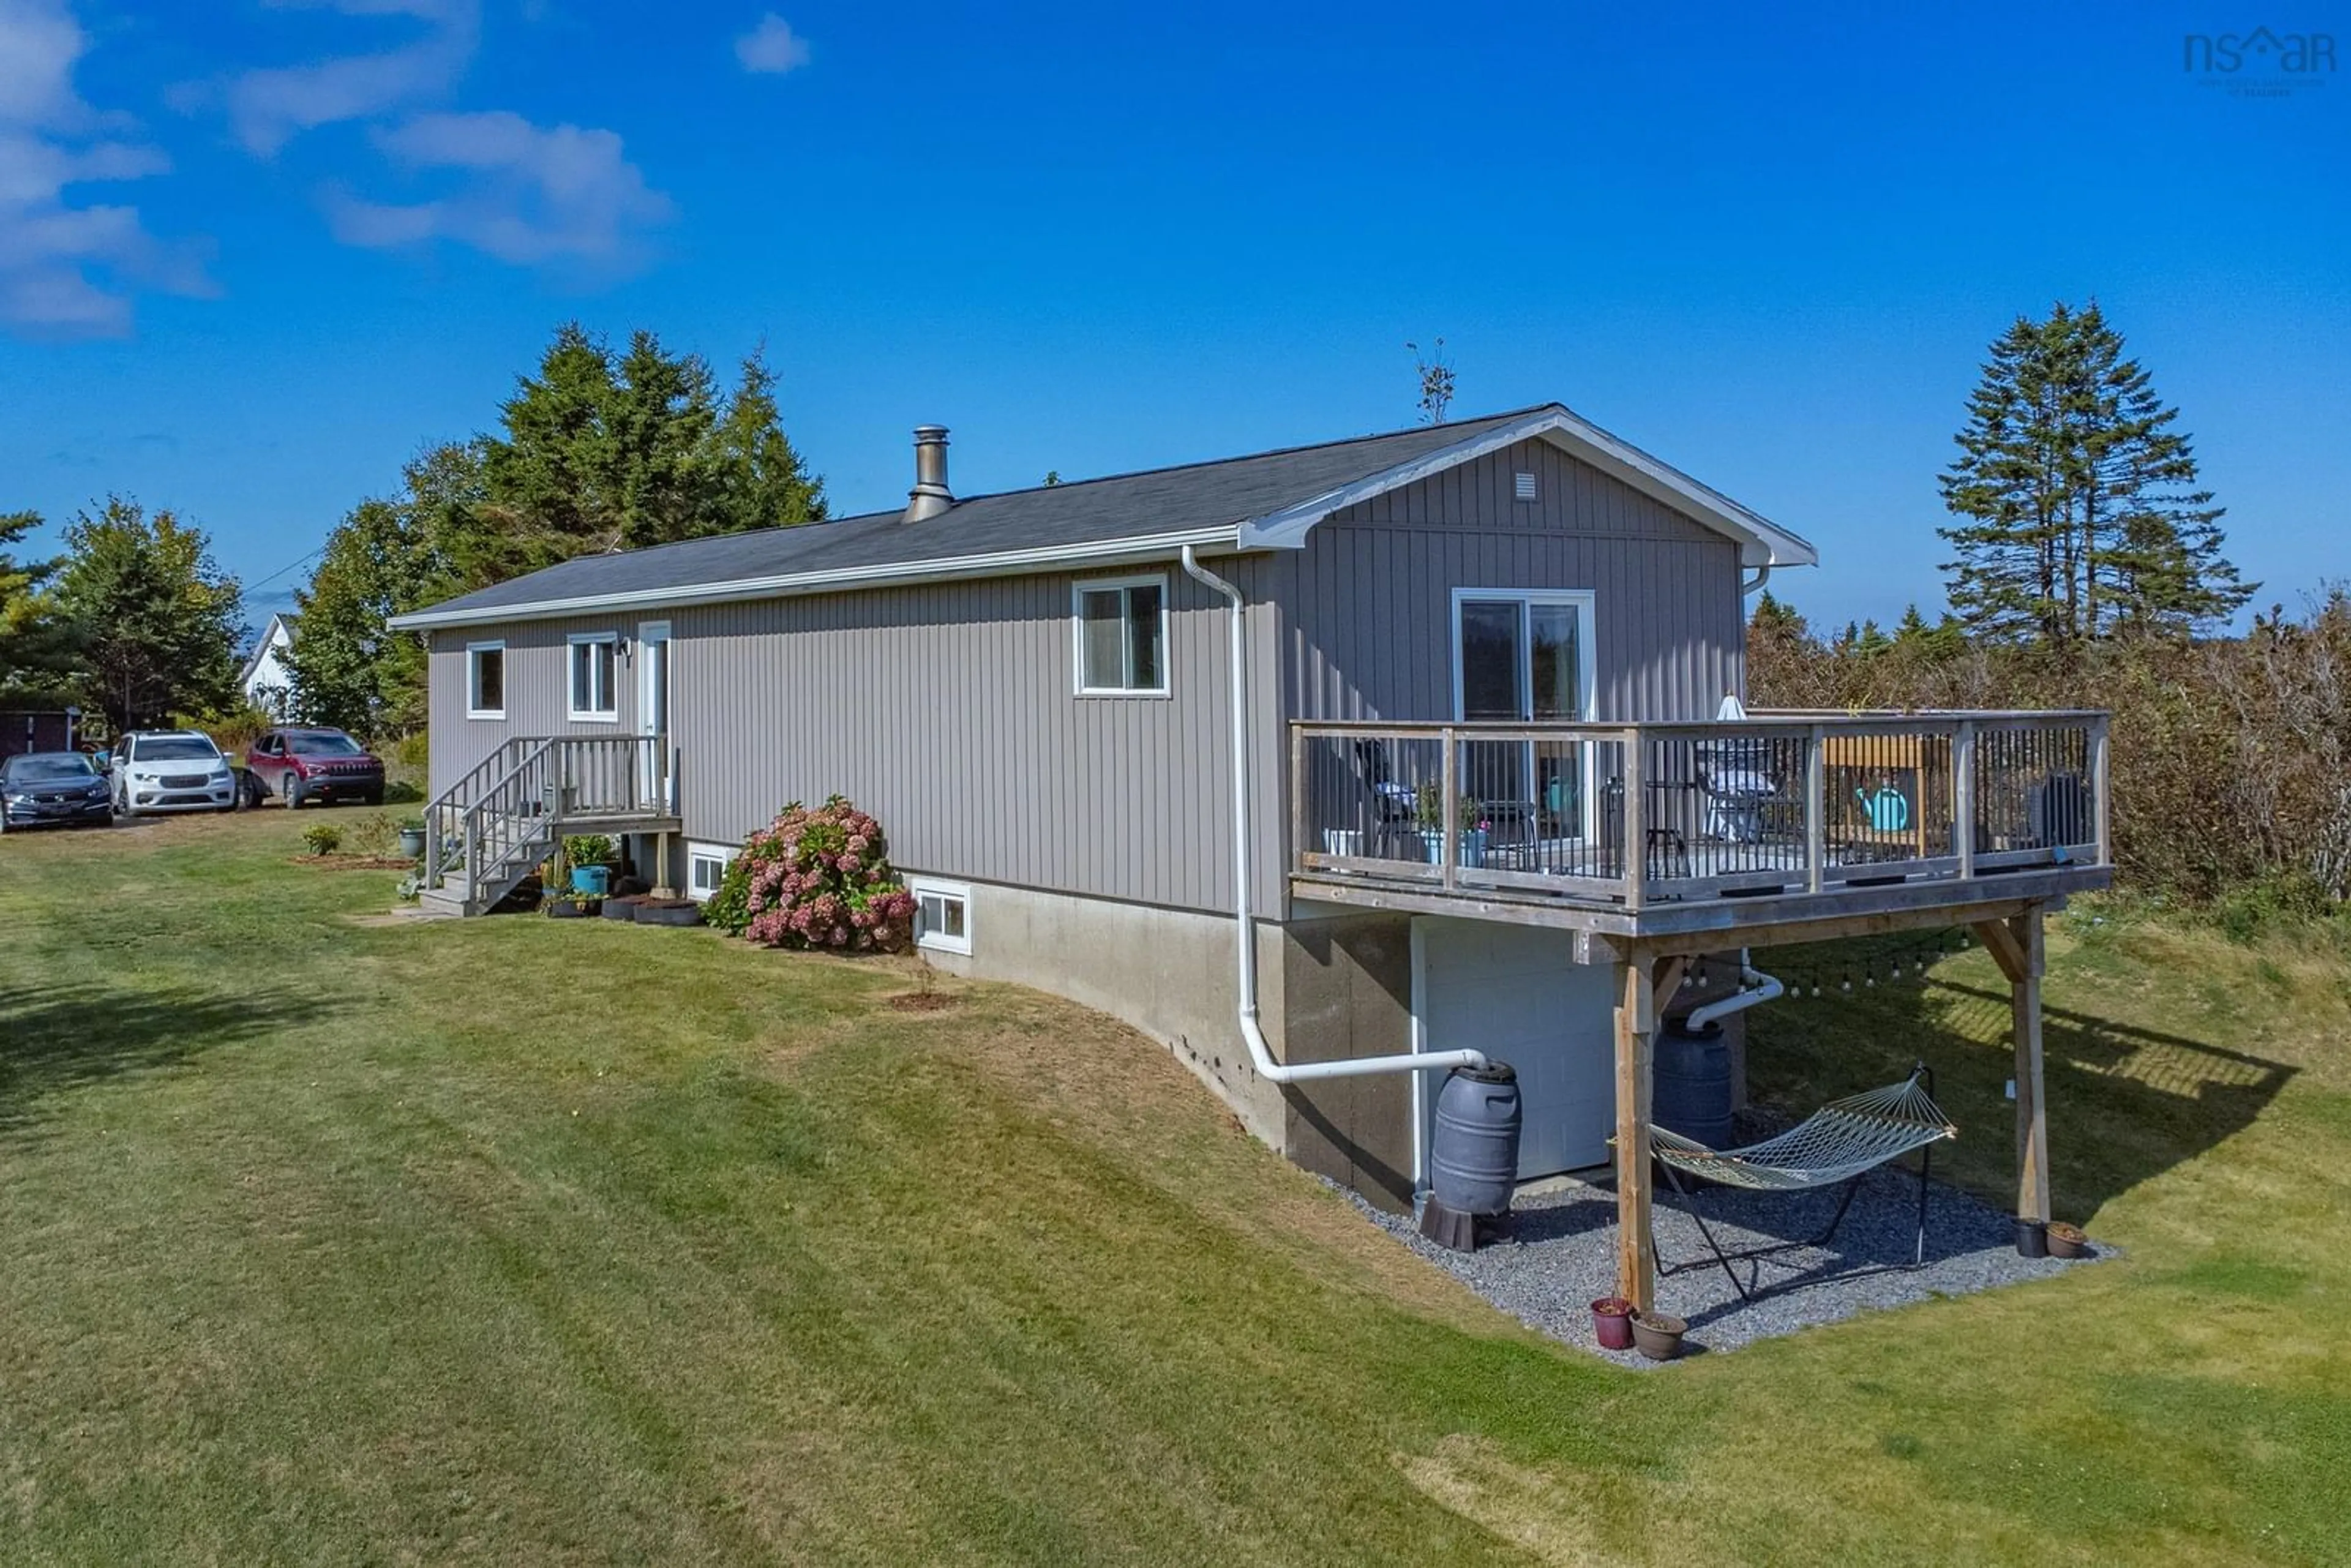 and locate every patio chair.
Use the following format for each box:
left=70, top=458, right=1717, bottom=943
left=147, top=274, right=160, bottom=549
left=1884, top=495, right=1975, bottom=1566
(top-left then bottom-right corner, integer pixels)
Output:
left=1351, top=739, right=1423, bottom=859
left=1693, top=737, right=1787, bottom=844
